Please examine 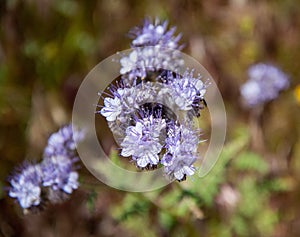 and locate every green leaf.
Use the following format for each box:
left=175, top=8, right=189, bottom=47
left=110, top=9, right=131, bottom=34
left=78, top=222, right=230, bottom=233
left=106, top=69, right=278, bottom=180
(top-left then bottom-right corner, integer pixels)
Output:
left=188, top=126, right=250, bottom=206
left=158, top=211, right=175, bottom=231
left=238, top=177, right=267, bottom=218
